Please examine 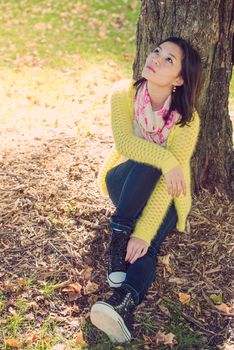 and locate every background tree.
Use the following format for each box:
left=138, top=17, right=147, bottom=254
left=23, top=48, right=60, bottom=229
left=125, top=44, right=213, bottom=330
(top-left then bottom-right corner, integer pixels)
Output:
left=133, top=0, right=234, bottom=200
